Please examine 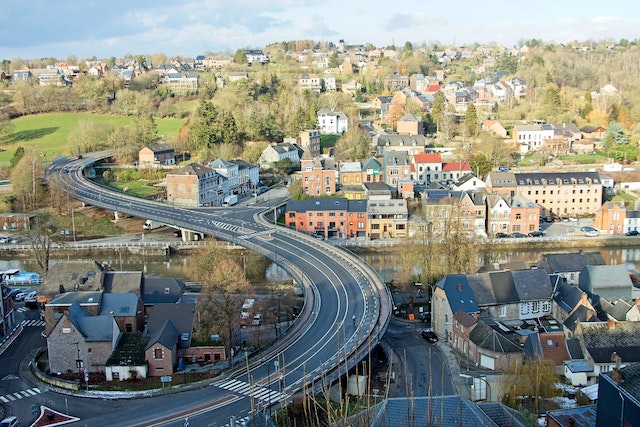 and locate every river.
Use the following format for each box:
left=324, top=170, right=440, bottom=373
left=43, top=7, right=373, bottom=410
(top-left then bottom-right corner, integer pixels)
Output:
left=3, top=244, right=640, bottom=283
